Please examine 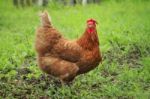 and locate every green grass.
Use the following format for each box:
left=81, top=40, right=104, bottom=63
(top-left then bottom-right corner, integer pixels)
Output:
left=0, top=0, right=150, bottom=98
